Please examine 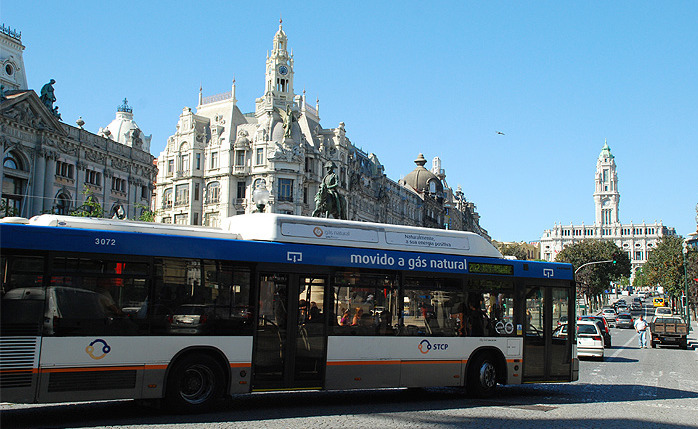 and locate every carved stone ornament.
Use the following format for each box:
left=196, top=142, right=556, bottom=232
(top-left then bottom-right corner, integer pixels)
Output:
left=85, top=150, right=106, bottom=164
